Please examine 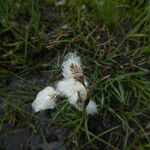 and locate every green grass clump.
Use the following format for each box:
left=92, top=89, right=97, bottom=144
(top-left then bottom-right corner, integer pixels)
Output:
left=0, top=0, right=150, bottom=149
